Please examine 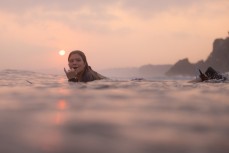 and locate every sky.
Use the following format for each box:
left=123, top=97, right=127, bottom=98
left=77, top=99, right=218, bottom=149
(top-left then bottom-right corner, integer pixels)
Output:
left=0, top=0, right=229, bottom=74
